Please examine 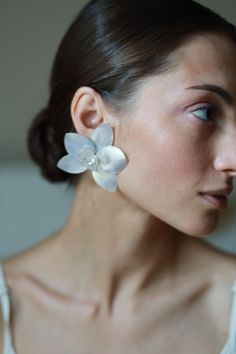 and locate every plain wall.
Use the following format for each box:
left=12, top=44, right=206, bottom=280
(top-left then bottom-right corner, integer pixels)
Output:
left=0, top=0, right=236, bottom=258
